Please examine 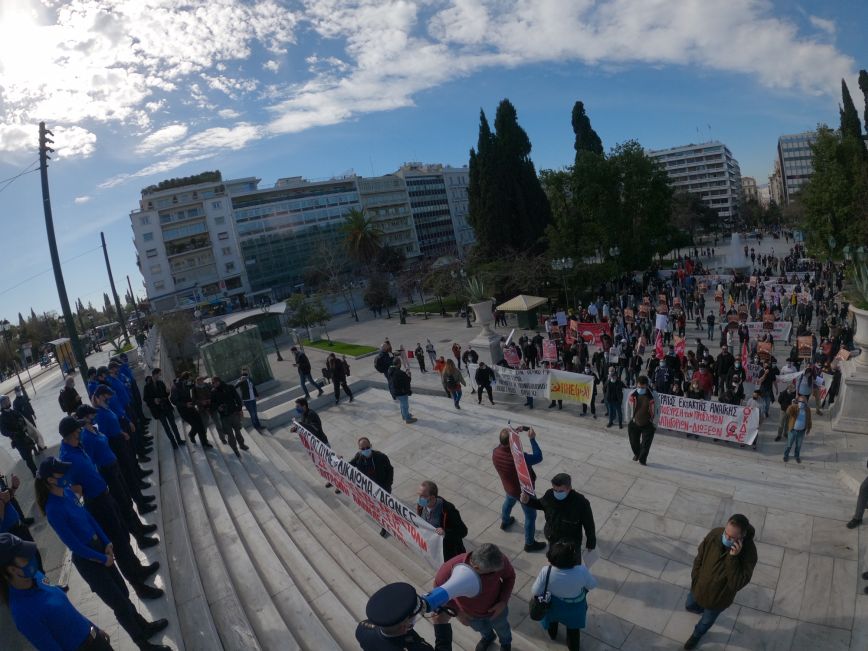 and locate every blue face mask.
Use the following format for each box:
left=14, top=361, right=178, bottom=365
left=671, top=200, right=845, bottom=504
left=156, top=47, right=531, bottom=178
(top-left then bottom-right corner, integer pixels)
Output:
left=19, top=556, right=39, bottom=579
left=55, top=476, right=71, bottom=489
left=636, top=388, right=647, bottom=395
left=294, top=407, right=304, bottom=415
left=721, top=533, right=734, bottom=548
left=553, top=490, right=569, bottom=501
left=360, top=449, right=373, bottom=458
left=417, top=496, right=429, bottom=507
